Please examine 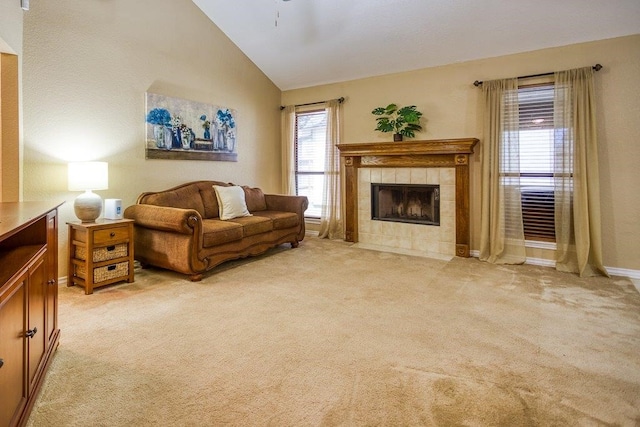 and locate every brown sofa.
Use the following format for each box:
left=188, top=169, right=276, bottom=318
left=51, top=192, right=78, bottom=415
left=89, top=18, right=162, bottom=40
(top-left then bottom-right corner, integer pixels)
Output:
left=124, top=180, right=308, bottom=281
